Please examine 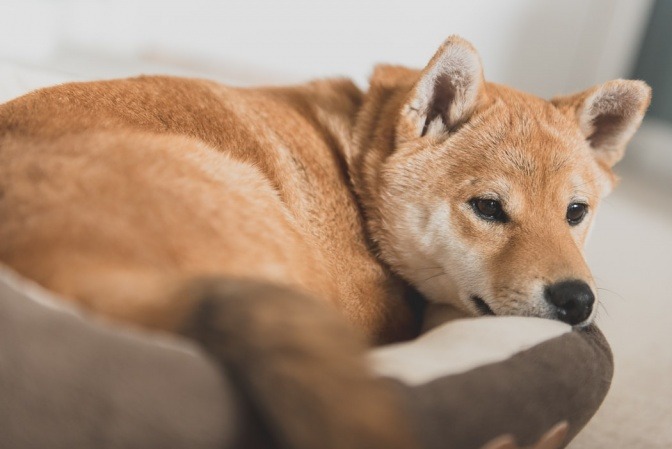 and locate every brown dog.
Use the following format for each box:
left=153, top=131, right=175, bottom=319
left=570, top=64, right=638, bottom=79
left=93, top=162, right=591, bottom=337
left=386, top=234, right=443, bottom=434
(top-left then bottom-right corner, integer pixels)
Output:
left=0, top=36, right=650, bottom=448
